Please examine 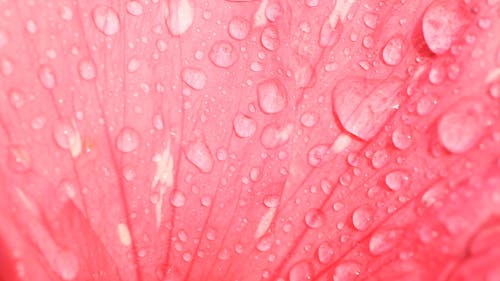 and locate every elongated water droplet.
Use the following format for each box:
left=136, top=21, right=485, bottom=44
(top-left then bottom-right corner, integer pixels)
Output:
left=352, top=207, right=373, bottom=231
left=209, top=41, right=238, bottom=68
left=319, top=20, right=343, bottom=47
left=261, top=26, right=280, bottom=51
left=265, top=3, right=283, bottom=22
left=92, top=5, right=120, bottom=36
left=186, top=140, right=214, bottom=173
left=369, top=229, right=402, bottom=255
left=317, top=242, right=334, bottom=264
left=182, top=67, right=207, bottom=90
left=38, top=65, right=56, bottom=89
left=228, top=17, right=250, bottom=40
left=53, top=119, right=80, bottom=155
left=289, top=262, right=313, bottom=281
left=333, top=262, right=362, bottom=281
left=164, top=0, right=194, bottom=36
left=385, top=171, right=410, bottom=191
left=116, top=127, right=140, bottom=153
left=233, top=114, right=257, bottom=138
left=382, top=36, right=405, bottom=66
left=305, top=208, right=325, bottom=228
left=78, top=59, right=96, bottom=81
left=0, top=56, right=14, bottom=76
left=257, top=79, right=287, bottom=114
